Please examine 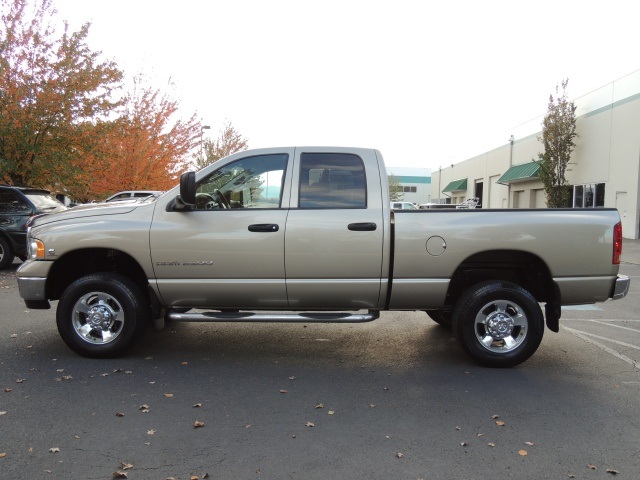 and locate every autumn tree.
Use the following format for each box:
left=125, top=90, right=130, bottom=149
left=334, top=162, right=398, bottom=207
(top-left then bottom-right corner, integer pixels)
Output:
left=388, top=174, right=404, bottom=201
left=76, top=77, right=201, bottom=201
left=0, top=0, right=123, bottom=190
left=196, top=121, right=248, bottom=170
left=537, top=79, right=578, bottom=208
